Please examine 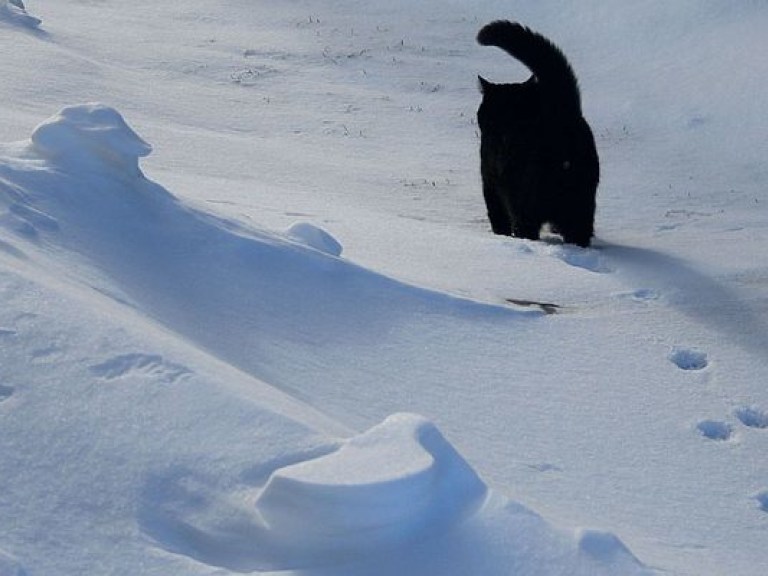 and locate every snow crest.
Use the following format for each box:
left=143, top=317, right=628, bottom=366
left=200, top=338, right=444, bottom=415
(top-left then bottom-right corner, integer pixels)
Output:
left=141, top=413, right=488, bottom=572
left=256, top=413, right=487, bottom=552
left=287, top=222, right=343, bottom=257
left=30, top=104, right=151, bottom=176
